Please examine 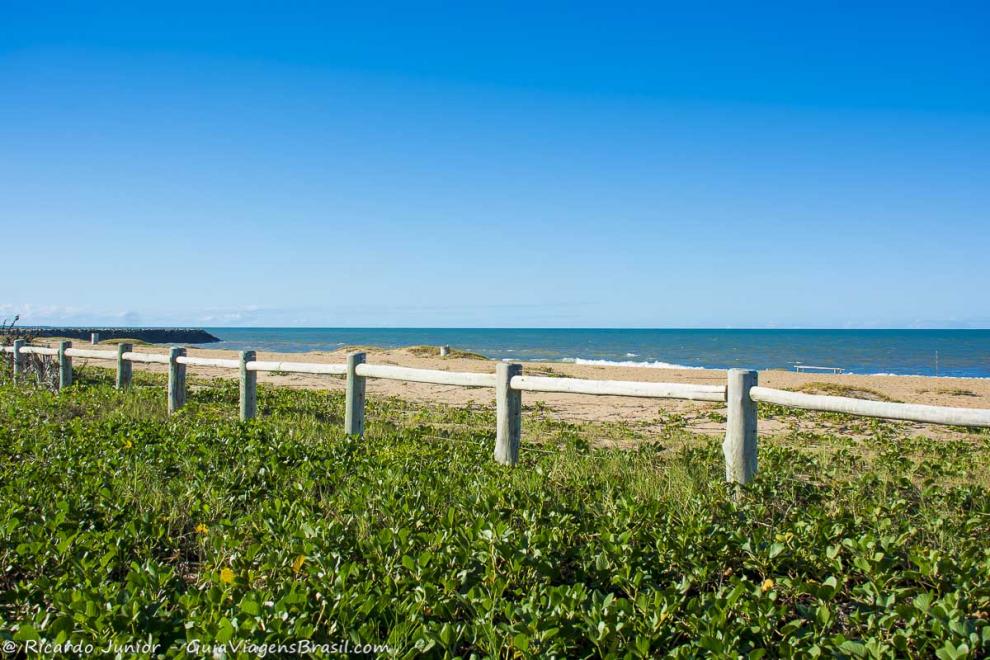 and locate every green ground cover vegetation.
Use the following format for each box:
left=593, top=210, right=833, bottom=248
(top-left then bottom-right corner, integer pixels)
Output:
left=1, top=368, right=989, bottom=657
